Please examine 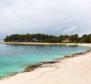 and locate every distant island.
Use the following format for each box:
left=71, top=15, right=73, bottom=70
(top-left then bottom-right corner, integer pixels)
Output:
left=4, top=33, right=91, bottom=43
